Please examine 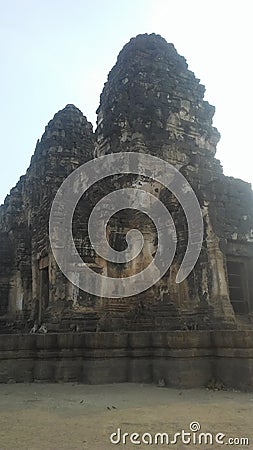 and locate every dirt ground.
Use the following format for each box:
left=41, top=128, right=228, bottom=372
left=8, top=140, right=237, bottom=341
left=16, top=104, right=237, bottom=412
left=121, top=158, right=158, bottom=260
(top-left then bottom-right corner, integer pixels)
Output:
left=0, top=383, right=252, bottom=450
